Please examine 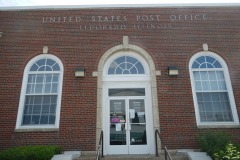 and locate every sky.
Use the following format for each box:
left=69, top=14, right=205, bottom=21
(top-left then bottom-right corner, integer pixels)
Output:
left=1, top=0, right=240, bottom=7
